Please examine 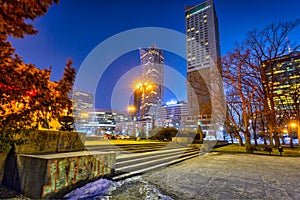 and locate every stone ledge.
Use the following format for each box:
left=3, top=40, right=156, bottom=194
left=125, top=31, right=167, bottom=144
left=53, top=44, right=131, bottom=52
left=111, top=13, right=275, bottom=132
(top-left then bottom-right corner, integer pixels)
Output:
left=14, top=130, right=86, bottom=154
left=2, top=151, right=116, bottom=199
